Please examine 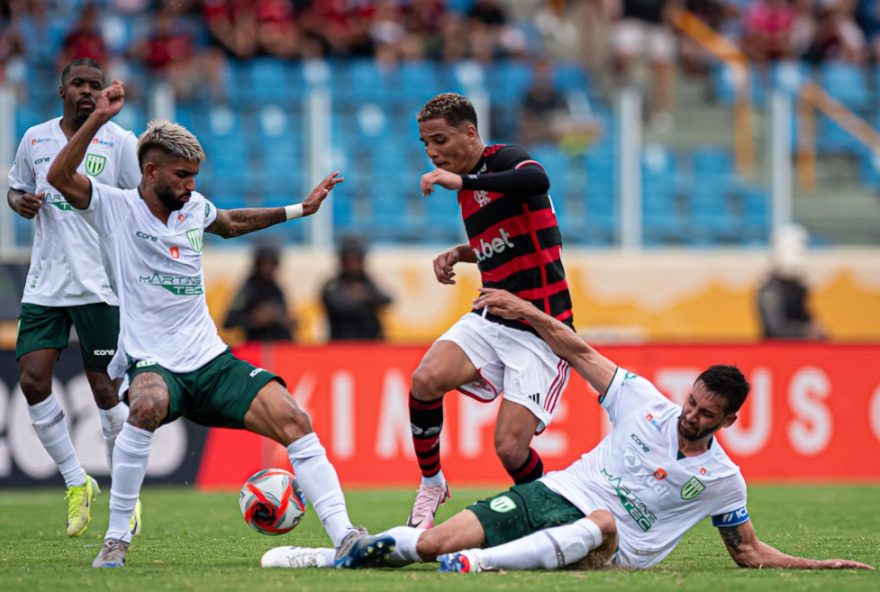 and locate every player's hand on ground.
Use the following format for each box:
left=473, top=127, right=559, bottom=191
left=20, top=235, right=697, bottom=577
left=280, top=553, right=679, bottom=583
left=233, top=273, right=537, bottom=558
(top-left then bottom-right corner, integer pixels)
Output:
left=302, top=171, right=343, bottom=216
left=433, top=247, right=462, bottom=284
left=95, top=80, right=125, bottom=122
left=473, top=288, right=530, bottom=319
left=12, top=192, right=45, bottom=219
left=421, top=168, right=462, bottom=196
